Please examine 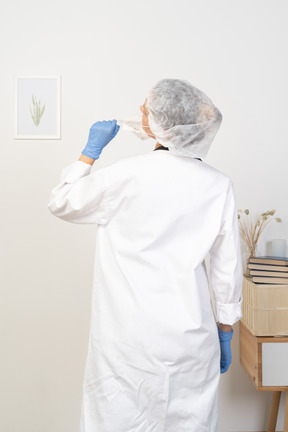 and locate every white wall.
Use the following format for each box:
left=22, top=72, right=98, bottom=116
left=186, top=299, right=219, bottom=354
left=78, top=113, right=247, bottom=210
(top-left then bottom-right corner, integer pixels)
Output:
left=1, top=0, right=288, bottom=431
